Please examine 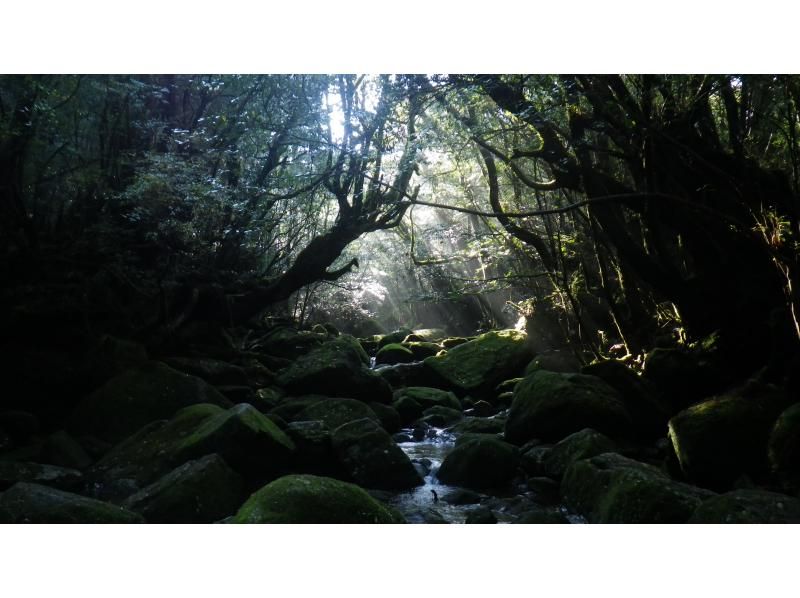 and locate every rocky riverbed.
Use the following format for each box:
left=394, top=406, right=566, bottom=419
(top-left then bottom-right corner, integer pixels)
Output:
left=1, top=322, right=799, bottom=523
